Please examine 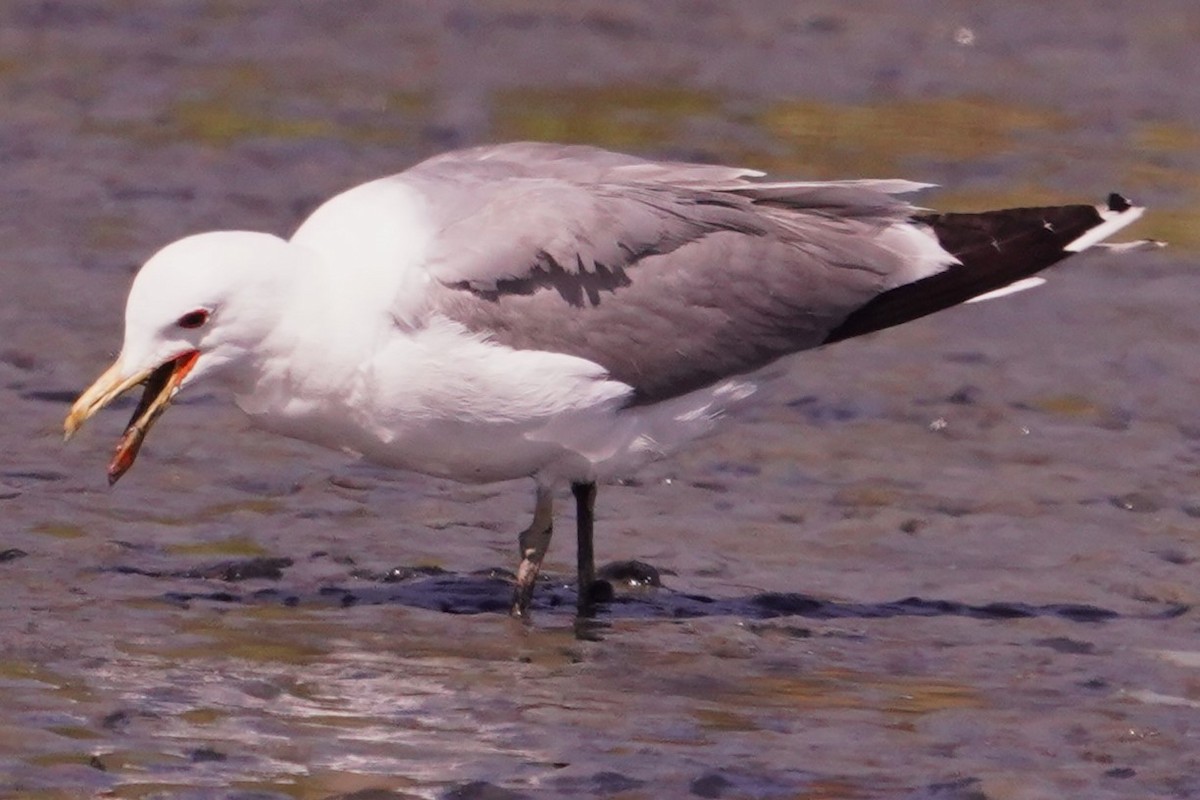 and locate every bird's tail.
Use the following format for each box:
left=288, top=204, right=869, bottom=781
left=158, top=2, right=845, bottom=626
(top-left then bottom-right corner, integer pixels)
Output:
left=823, top=194, right=1160, bottom=344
